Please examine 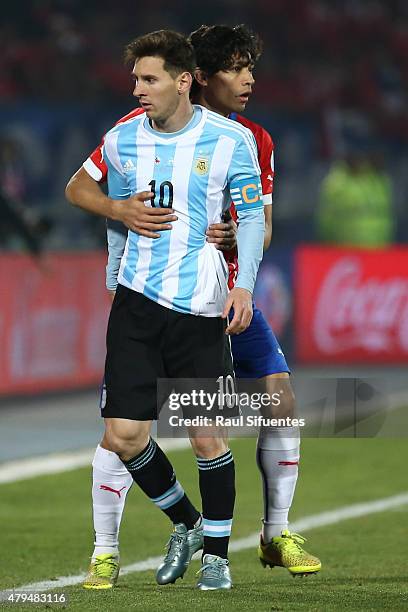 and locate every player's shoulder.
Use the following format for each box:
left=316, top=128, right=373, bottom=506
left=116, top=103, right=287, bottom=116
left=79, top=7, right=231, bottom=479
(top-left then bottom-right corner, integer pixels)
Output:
left=114, top=107, right=145, bottom=126
left=233, top=114, right=274, bottom=150
left=203, top=107, right=254, bottom=143
left=106, top=107, right=145, bottom=138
